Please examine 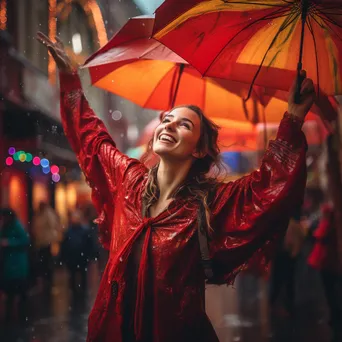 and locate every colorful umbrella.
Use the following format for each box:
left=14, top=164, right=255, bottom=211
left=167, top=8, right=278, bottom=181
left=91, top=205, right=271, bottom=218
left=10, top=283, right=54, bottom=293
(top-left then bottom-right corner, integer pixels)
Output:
left=83, top=15, right=337, bottom=124
left=153, top=0, right=342, bottom=99
left=82, top=15, right=276, bottom=118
